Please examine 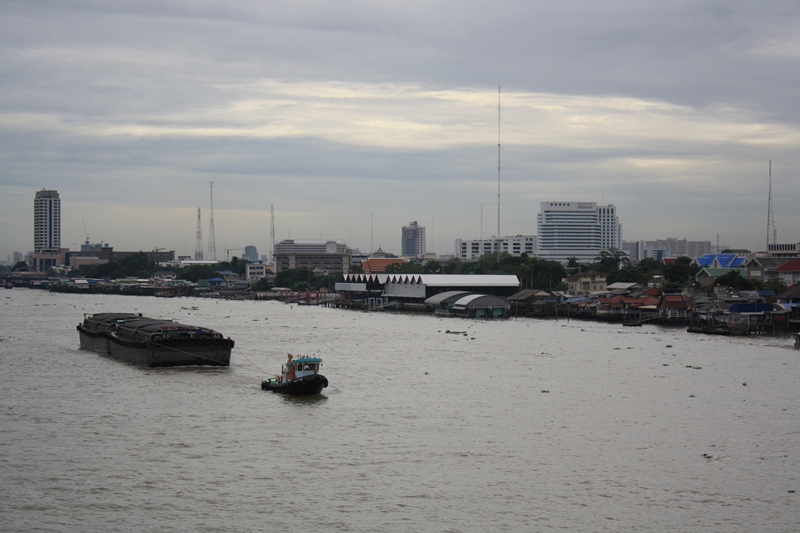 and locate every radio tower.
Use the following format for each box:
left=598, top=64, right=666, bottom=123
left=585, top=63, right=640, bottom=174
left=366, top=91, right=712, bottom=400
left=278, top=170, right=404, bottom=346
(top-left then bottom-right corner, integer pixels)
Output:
left=766, top=160, right=776, bottom=252
left=496, top=85, right=501, bottom=249
left=270, top=204, right=275, bottom=264
left=208, top=181, right=217, bottom=261
left=194, top=207, right=204, bottom=260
